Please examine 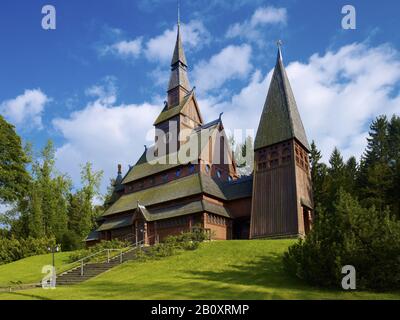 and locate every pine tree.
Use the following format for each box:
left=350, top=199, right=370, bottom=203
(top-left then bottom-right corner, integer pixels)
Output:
left=388, top=115, right=400, bottom=218
left=344, top=156, right=358, bottom=195
left=358, top=116, right=392, bottom=211
left=309, top=141, right=328, bottom=212
left=326, top=147, right=346, bottom=207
